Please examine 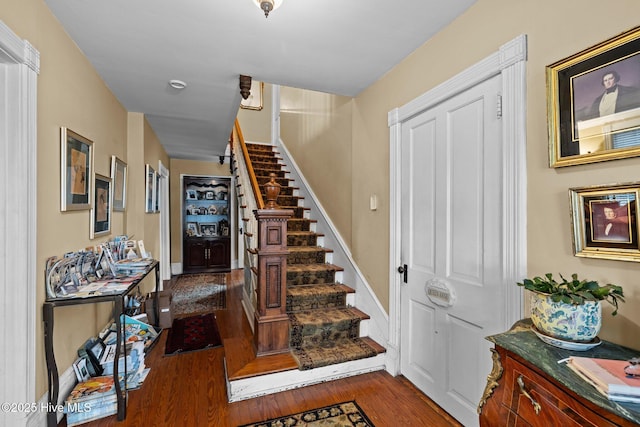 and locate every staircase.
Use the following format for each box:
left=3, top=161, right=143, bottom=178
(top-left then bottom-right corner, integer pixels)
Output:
left=246, top=142, right=385, bottom=370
